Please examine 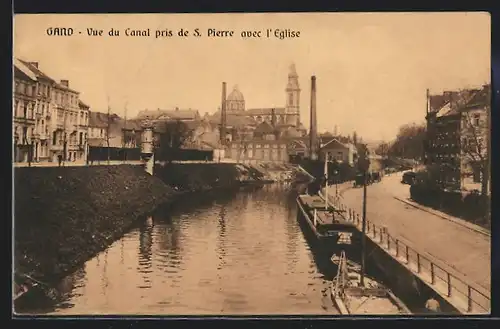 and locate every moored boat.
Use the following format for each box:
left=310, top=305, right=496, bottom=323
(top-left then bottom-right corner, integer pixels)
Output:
left=296, top=194, right=359, bottom=246
left=330, top=251, right=411, bottom=315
